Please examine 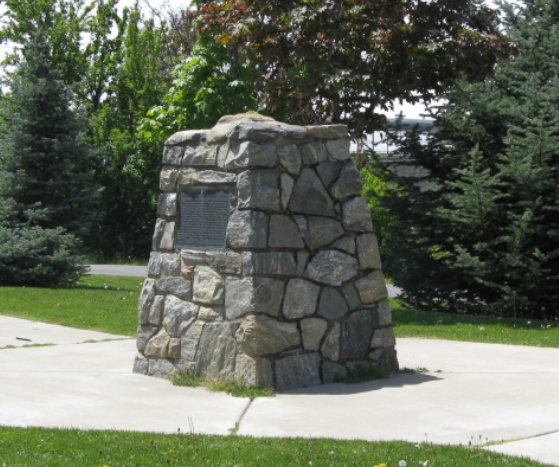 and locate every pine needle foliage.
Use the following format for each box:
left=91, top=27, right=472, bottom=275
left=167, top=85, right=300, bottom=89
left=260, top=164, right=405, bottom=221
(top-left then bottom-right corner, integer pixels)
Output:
left=381, top=0, right=559, bottom=319
left=0, top=32, right=96, bottom=286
